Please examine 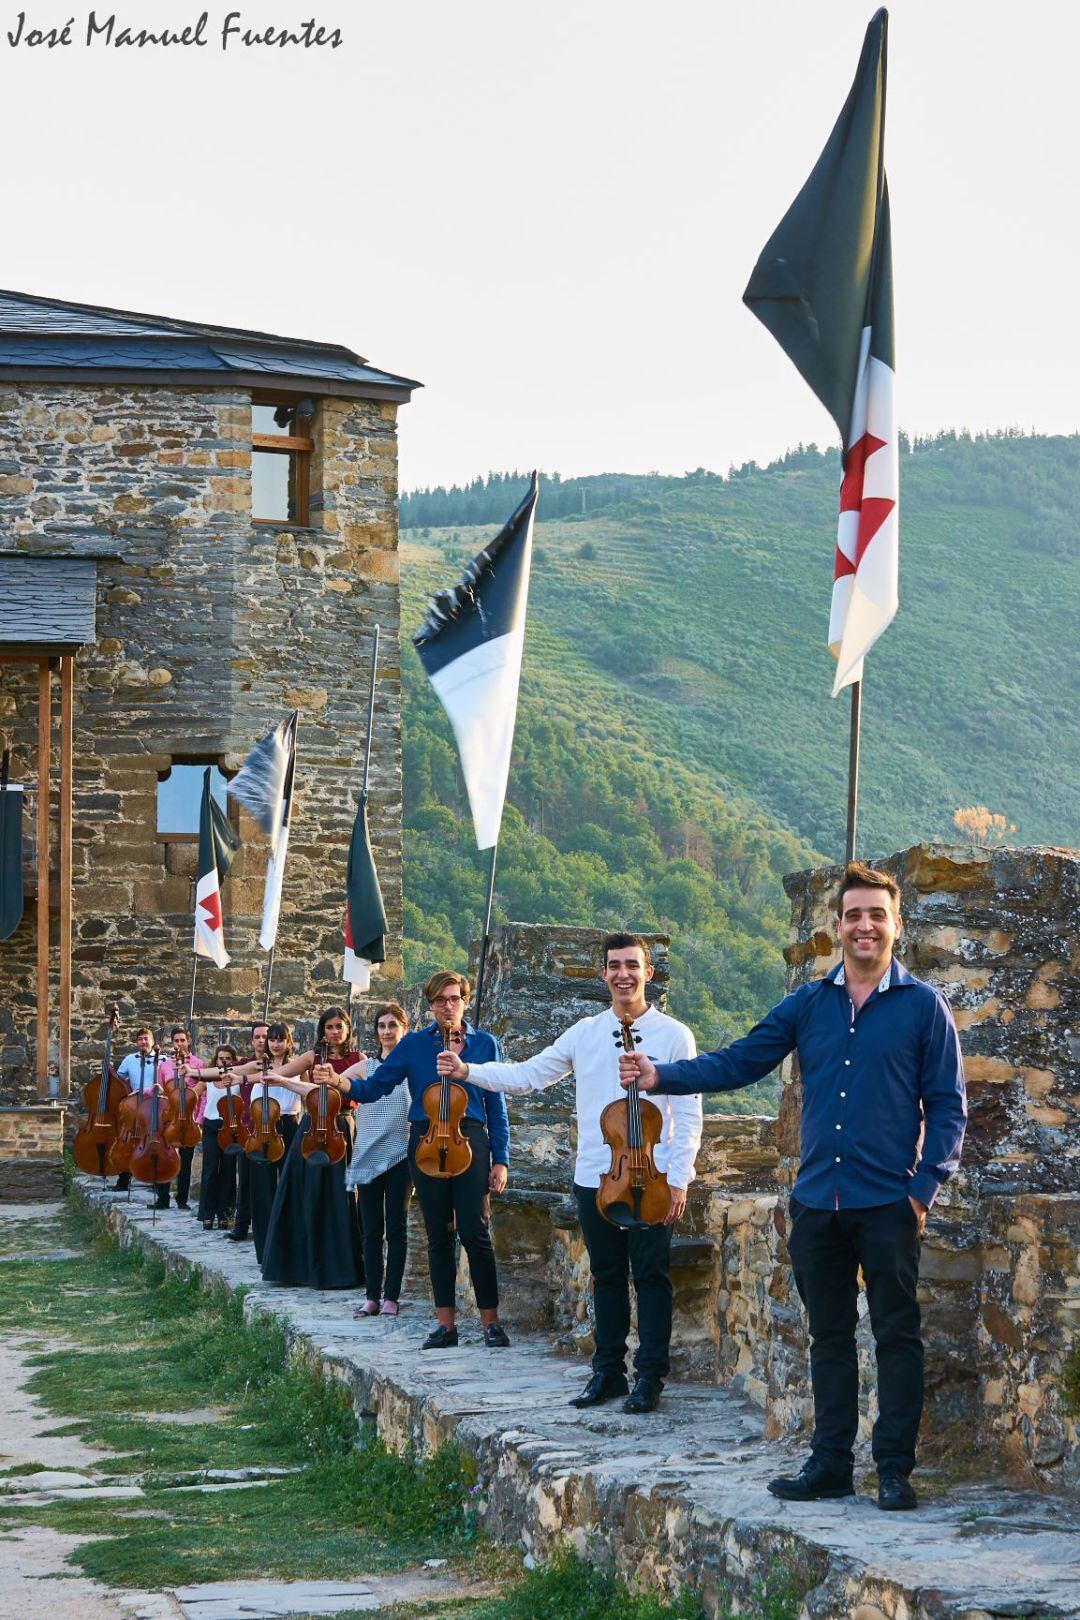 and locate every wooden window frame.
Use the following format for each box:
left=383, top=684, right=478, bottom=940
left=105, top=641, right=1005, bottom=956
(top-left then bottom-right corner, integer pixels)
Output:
left=251, top=391, right=314, bottom=526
